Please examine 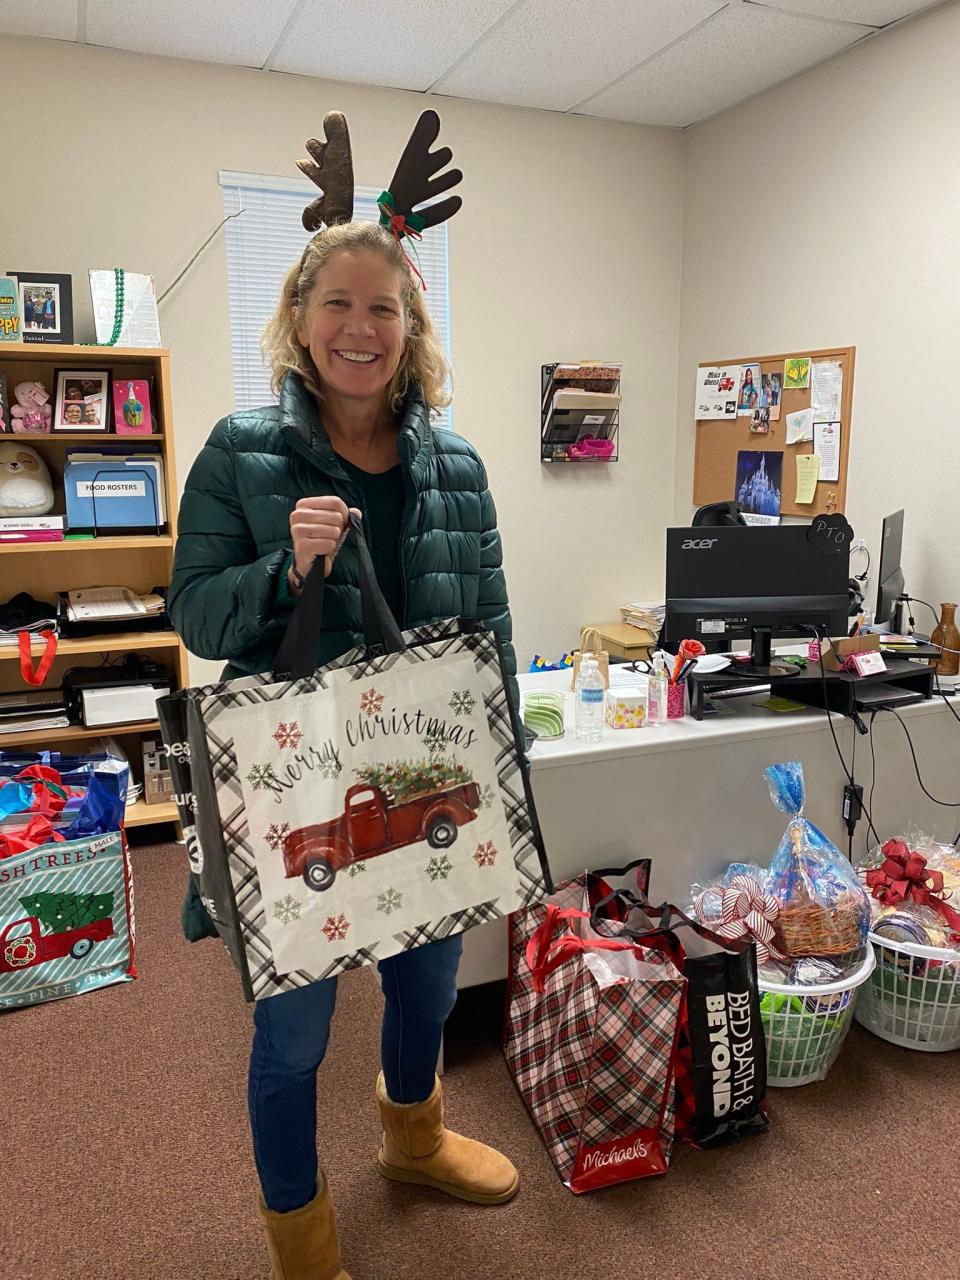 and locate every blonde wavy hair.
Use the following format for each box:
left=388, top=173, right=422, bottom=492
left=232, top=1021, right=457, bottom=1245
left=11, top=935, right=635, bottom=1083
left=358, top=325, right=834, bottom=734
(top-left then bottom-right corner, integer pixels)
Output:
left=261, top=221, right=451, bottom=414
